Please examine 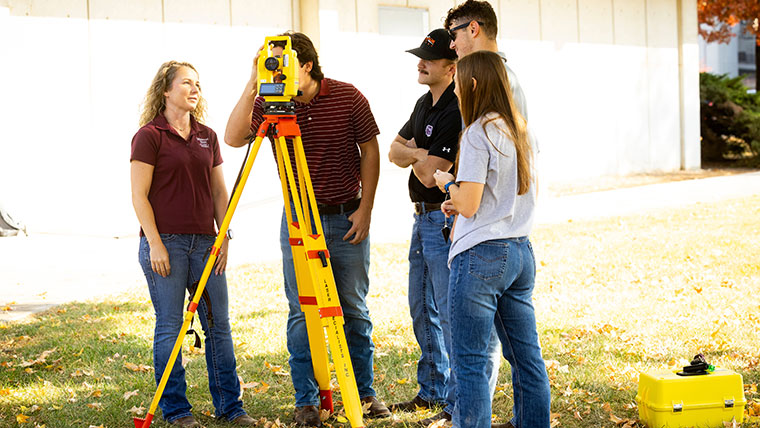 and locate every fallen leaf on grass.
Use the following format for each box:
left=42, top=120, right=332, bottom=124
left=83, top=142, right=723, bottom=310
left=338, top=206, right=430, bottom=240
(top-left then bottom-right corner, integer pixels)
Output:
left=264, top=361, right=290, bottom=376
left=2, top=305, right=13, bottom=311
left=87, top=402, right=103, bottom=410
left=320, top=409, right=331, bottom=421
left=20, top=405, right=40, bottom=414
left=88, top=390, right=102, bottom=398
left=254, top=382, right=270, bottom=394
left=20, top=348, right=56, bottom=368
left=128, top=406, right=145, bottom=416
left=124, top=362, right=152, bottom=372
left=724, top=418, right=739, bottom=427
left=123, top=389, right=139, bottom=400
left=335, top=415, right=348, bottom=423
left=0, top=388, right=10, bottom=396
left=88, top=425, right=105, bottom=428
left=17, top=414, right=30, bottom=423
left=427, top=419, right=447, bottom=428
left=396, top=378, right=409, bottom=384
